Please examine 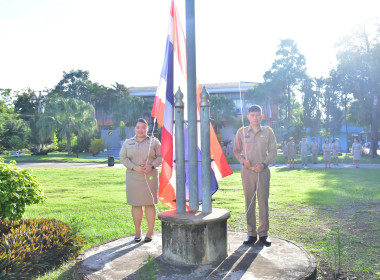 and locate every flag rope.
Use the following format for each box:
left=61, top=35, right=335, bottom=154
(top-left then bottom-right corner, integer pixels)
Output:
left=229, top=81, right=261, bottom=241
left=144, top=117, right=161, bottom=215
